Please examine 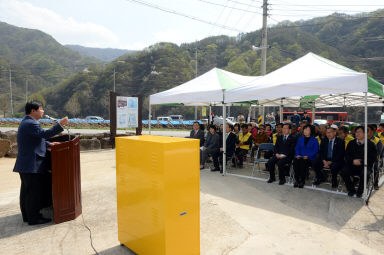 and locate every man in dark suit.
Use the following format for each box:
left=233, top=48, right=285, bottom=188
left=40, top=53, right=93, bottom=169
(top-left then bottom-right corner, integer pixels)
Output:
left=341, top=126, right=377, bottom=197
left=267, top=123, right=296, bottom=185
left=189, top=121, right=205, bottom=146
left=200, top=125, right=220, bottom=169
left=313, top=126, right=345, bottom=188
left=13, top=101, right=68, bottom=225
left=212, top=123, right=236, bottom=172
